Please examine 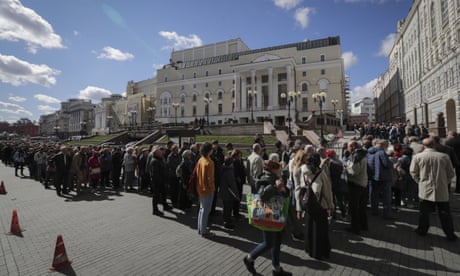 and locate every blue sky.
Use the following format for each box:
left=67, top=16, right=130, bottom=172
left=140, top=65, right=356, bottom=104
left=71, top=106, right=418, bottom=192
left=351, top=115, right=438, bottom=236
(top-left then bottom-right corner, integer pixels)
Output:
left=0, top=0, right=413, bottom=123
